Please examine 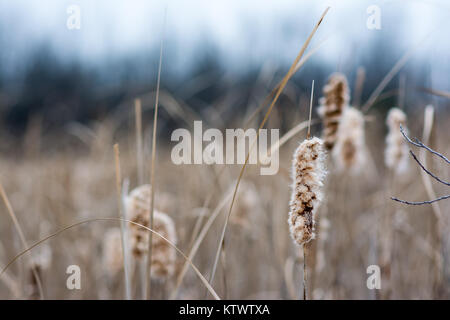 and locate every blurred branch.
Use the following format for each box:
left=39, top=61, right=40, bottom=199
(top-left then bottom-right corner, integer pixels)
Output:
left=420, top=87, right=450, bottom=99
